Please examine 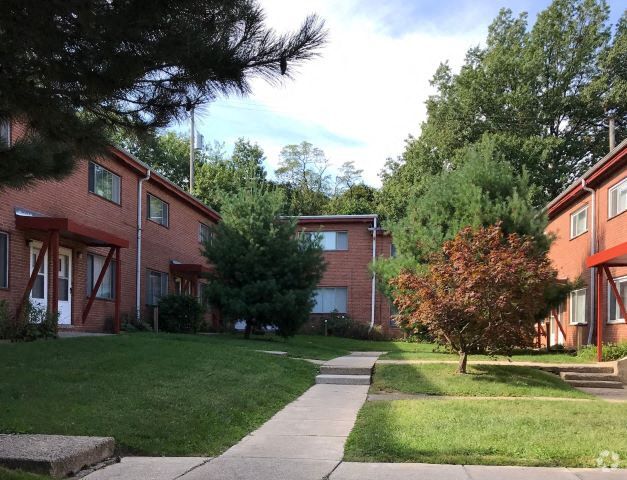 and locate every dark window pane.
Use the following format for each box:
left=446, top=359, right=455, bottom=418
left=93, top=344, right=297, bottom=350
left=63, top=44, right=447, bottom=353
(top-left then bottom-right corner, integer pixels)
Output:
left=32, top=275, right=45, bottom=299
left=59, top=279, right=69, bottom=301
